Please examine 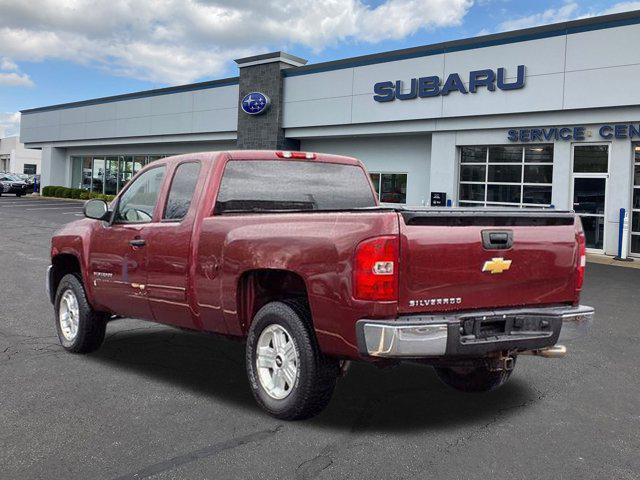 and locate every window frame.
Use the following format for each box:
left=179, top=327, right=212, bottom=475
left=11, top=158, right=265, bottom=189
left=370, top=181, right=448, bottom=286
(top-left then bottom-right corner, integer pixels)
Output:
left=161, top=160, right=202, bottom=223
left=23, top=164, right=37, bottom=175
left=368, top=171, right=408, bottom=204
left=458, top=144, right=554, bottom=208
left=112, top=164, right=167, bottom=225
left=213, top=159, right=378, bottom=215
left=630, top=143, right=640, bottom=256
